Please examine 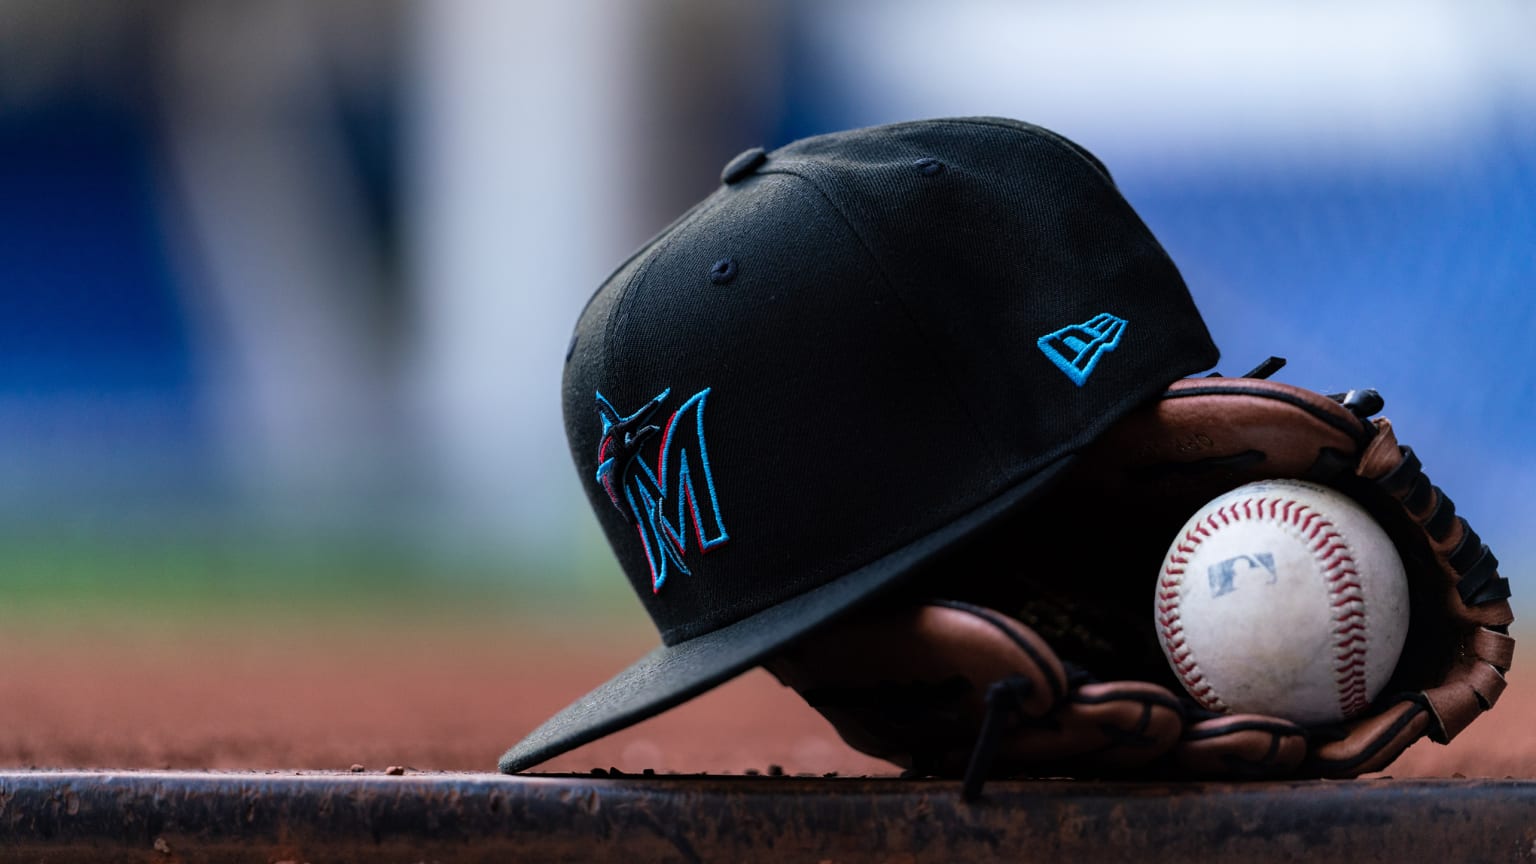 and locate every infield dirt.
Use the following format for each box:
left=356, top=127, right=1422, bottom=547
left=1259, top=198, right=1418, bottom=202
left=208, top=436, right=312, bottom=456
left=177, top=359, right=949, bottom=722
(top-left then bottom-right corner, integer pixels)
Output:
left=0, top=610, right=1526, bottom=778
